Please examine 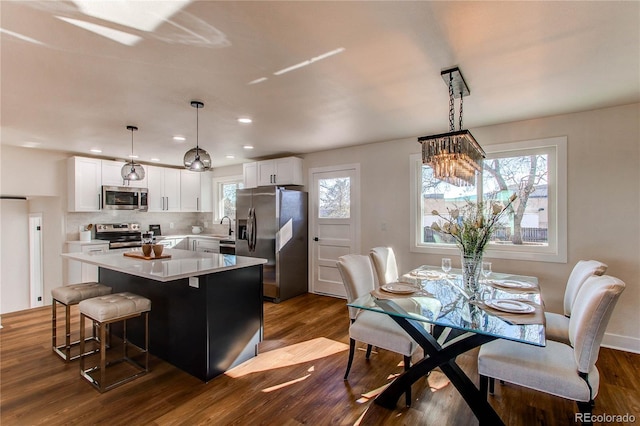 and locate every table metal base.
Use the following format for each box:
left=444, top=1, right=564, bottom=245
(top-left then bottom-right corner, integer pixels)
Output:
left=374, top=299, right=504, bottom=426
